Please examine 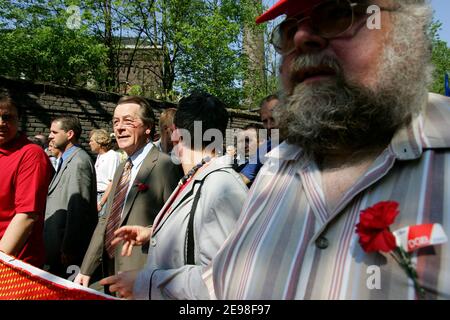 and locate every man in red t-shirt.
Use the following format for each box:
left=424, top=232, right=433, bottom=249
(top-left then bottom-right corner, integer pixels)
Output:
left=0, top=95, right=53, bottom=267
